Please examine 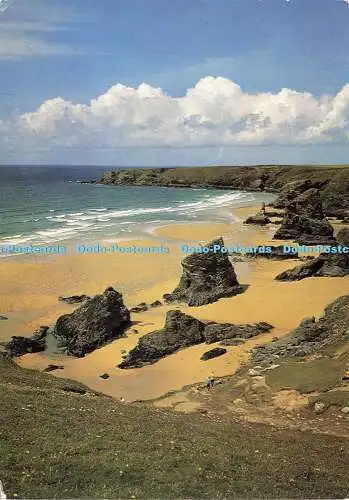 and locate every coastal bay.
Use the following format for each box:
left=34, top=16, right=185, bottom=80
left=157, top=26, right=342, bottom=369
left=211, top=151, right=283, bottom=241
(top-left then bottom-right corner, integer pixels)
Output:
left=1, top=206, right=346, bottom=402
